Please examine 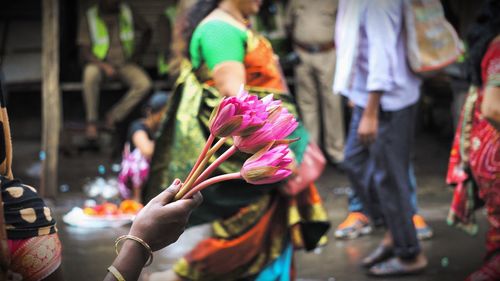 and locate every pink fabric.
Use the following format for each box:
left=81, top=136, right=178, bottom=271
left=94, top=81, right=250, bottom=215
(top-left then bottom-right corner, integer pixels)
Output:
left=7, top=239, right=24, bottom=254
left=118, top=144, right=150, bottom=199
left=282, top=142, right=326, bottom=196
